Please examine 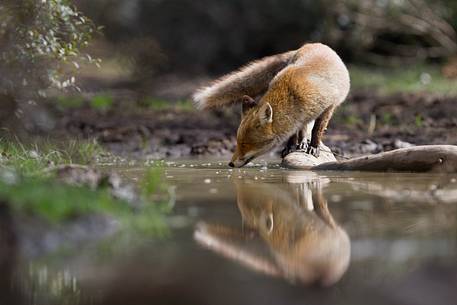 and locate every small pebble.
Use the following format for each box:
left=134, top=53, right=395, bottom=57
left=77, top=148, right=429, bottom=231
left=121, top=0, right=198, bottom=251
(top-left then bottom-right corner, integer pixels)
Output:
left=209, top=188, right=218, bottom=194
